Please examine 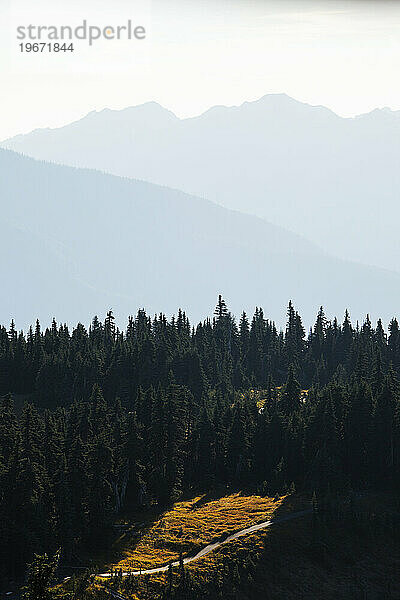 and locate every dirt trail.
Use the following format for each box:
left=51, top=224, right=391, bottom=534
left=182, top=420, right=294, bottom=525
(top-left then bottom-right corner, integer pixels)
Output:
left=98, top=509, right=311, bottom=578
